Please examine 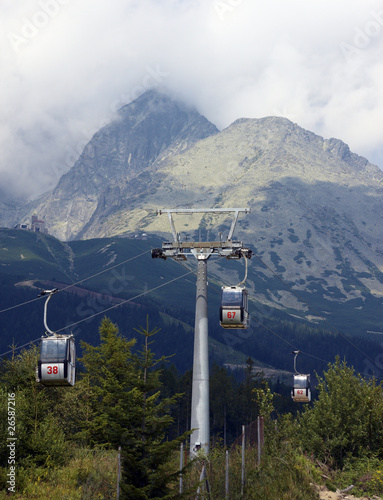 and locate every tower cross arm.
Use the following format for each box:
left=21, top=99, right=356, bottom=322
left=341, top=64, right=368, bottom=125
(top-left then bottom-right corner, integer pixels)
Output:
left=156, top=208, right=250, bottom=215
left=156, top=208, right=250, bottom=243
